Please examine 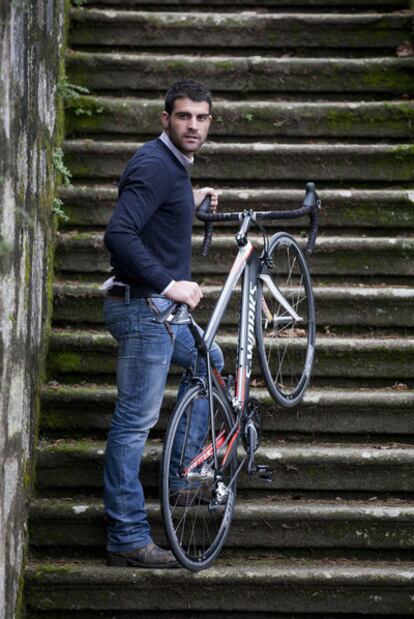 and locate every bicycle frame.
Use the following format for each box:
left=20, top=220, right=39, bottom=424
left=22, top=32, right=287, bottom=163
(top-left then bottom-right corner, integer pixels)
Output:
left=186, top=217, right=302, bottom=478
